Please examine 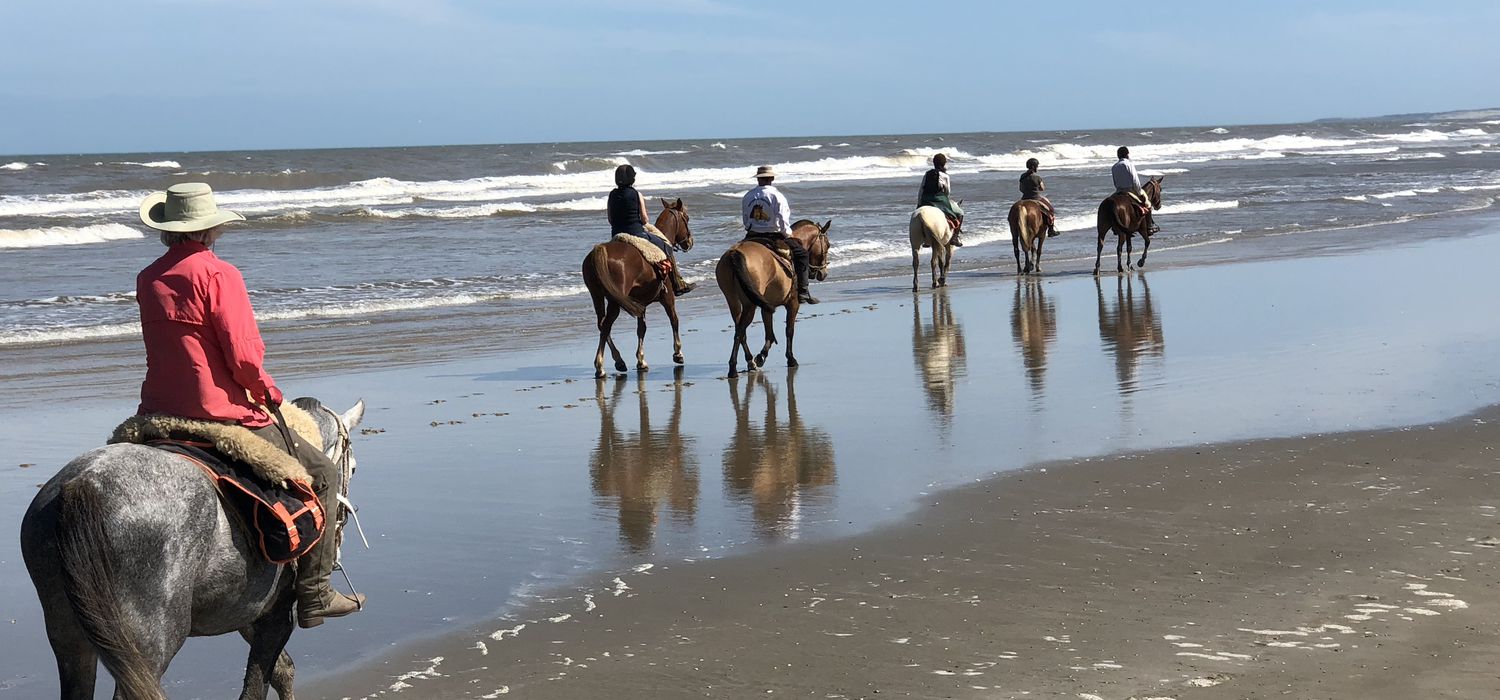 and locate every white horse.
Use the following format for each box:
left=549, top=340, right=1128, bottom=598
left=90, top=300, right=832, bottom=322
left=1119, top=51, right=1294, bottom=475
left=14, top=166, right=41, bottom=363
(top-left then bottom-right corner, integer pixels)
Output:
left=909, top=205, right=957, bottom=292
